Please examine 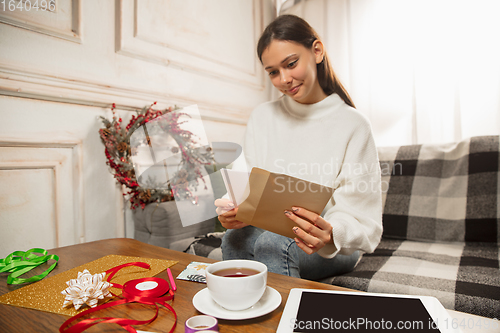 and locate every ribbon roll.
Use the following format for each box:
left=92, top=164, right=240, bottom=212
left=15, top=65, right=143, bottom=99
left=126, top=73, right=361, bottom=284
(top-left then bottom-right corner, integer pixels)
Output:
left=122, top=277, right=172, bottom=304
left=0, top=248, right=59, bottom=284
left=185, top=315, right=218, bottom=333
left=59, top=262, right=177, bottom=333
